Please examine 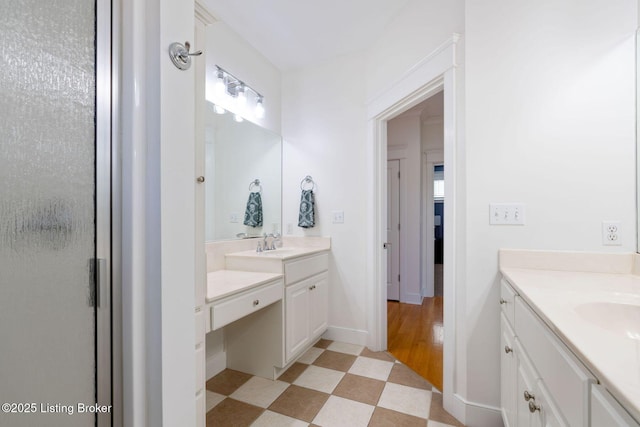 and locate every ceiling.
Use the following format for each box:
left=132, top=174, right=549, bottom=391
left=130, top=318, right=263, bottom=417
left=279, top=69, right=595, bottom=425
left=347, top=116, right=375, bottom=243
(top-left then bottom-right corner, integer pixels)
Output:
left=202, top=0, right=412, bottom=70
